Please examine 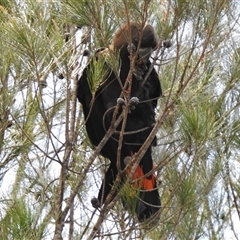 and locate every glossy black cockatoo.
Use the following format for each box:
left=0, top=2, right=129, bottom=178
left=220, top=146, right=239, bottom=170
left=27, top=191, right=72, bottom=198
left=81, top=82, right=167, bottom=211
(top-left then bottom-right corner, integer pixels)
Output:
left=77, top=23, right=161, bottom=222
